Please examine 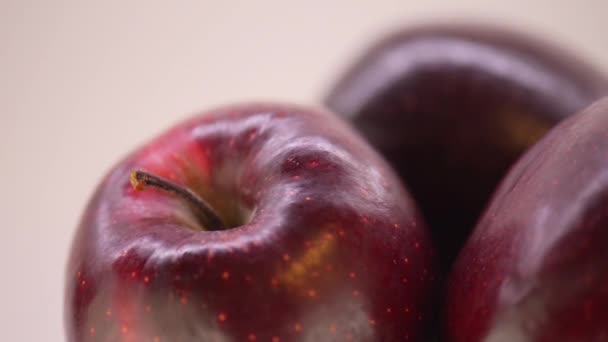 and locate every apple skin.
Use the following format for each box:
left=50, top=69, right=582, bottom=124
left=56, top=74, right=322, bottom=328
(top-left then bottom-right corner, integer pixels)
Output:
left=65, top=103, right=437, bottom=341
left=324, top=23, right=608, bottom=269
left=445, top=98, right=608, bottom=342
